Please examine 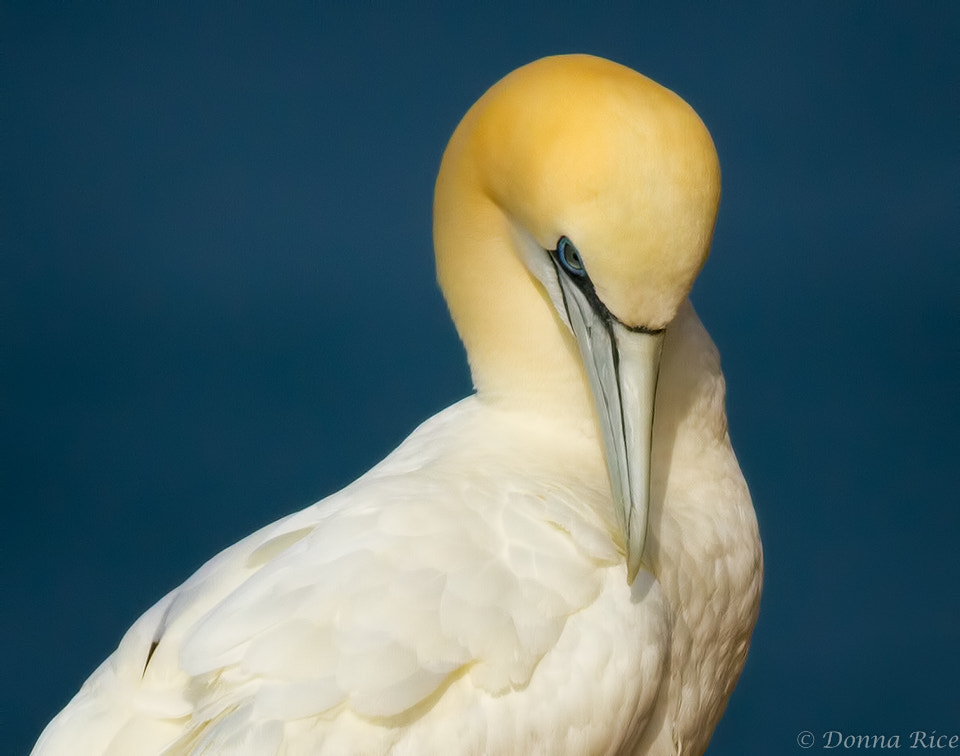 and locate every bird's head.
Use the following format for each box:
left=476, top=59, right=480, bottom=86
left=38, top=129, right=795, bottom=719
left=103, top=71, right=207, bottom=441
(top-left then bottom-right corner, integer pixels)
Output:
left=434, top=54, right=721, bottom=581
